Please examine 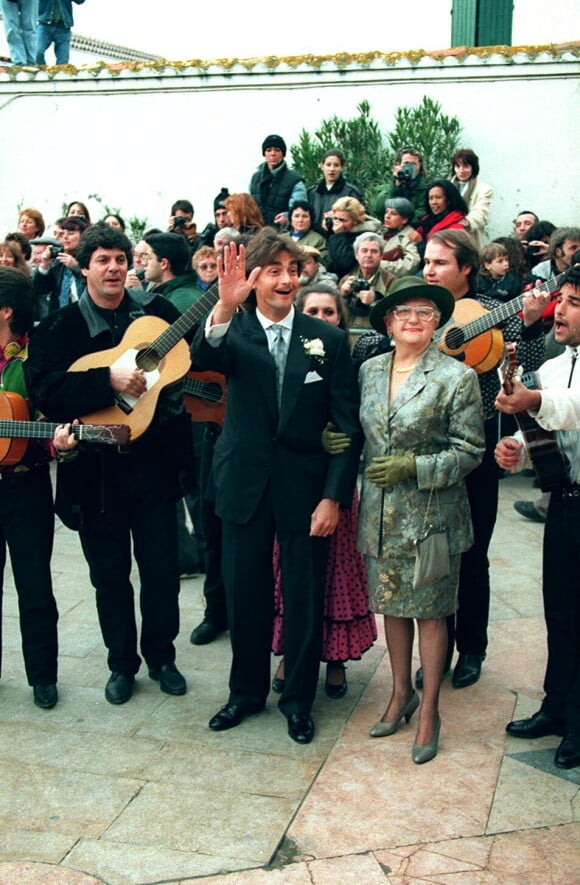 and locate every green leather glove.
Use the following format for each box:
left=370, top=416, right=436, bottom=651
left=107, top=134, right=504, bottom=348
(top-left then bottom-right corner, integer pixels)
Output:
left=321, top=421, right=351, bottom=455
left=365, top=452, right=416, bottom=488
